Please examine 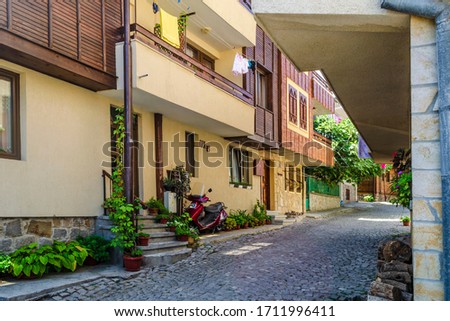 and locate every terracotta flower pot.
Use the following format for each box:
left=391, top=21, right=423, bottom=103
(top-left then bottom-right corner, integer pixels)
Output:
left=266, top=219, right=272, bottom=225
left=137, top=236, right=150, bottom=246
left=148, top=208, right=159, bottom=216
left=123, top=255, right=143, bottom=272
left=160, top=218, right=168, bottom=224
left=169, top=226, right=176, bottom=232
left=177, top=235, right=188, bottom=242
left=403, top=221, right=410, bottom=226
